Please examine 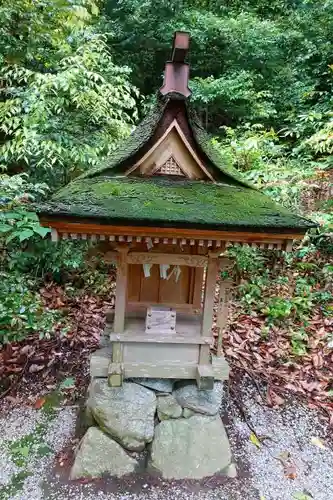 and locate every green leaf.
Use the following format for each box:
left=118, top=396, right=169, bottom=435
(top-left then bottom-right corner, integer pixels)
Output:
left=59, top=377, right=75, bottom=390
left=0, top=223, right=12, bottom=233
left=0, top=212, right=22, bottom=220
left=25, top=212, right=39, bottom=221
left=19, top=229, right=34, bottom=242
left=292, top=492, right=313, bottom=500
left=33, top=226, right=50, bottom=238
left=91, top=3, right=99, bottom=15
left=12, top=445, right=30, bottom=458
left=37, top=444, right=53, bottom=457
left=6, top=232, right=20, bottom=244
left=249, top=432, right=261, bottom=448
